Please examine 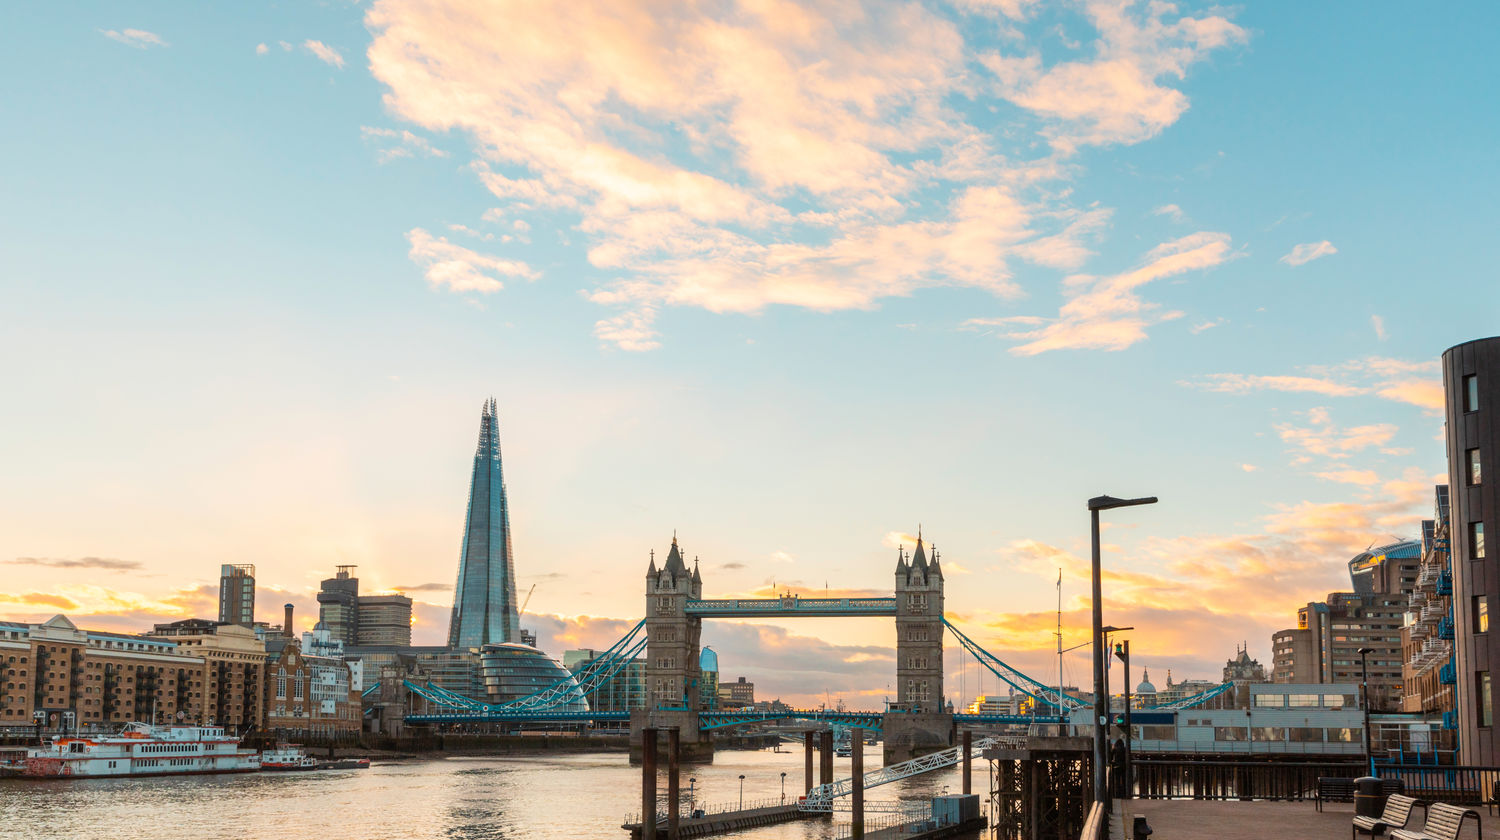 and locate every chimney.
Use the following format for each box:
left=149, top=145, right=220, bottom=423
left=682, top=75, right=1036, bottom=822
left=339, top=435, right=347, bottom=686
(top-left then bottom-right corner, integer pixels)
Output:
left=284, top=603, right=295, bottom=638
